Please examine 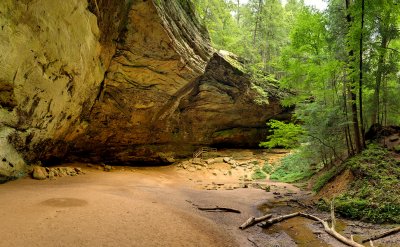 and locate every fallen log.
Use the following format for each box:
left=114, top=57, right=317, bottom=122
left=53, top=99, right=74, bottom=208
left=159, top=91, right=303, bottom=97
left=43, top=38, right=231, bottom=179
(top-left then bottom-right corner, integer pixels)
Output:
left=299, top=213, right=364, bottom=247
left=239, top=214, right=273, bottom=229
left=258, top=212, right=300, bottom=228
left=258, top=211, right=364, bottom=247
left=197, top=206, right=241, bottom=214
left=362, top=226, right=400, bottom=243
